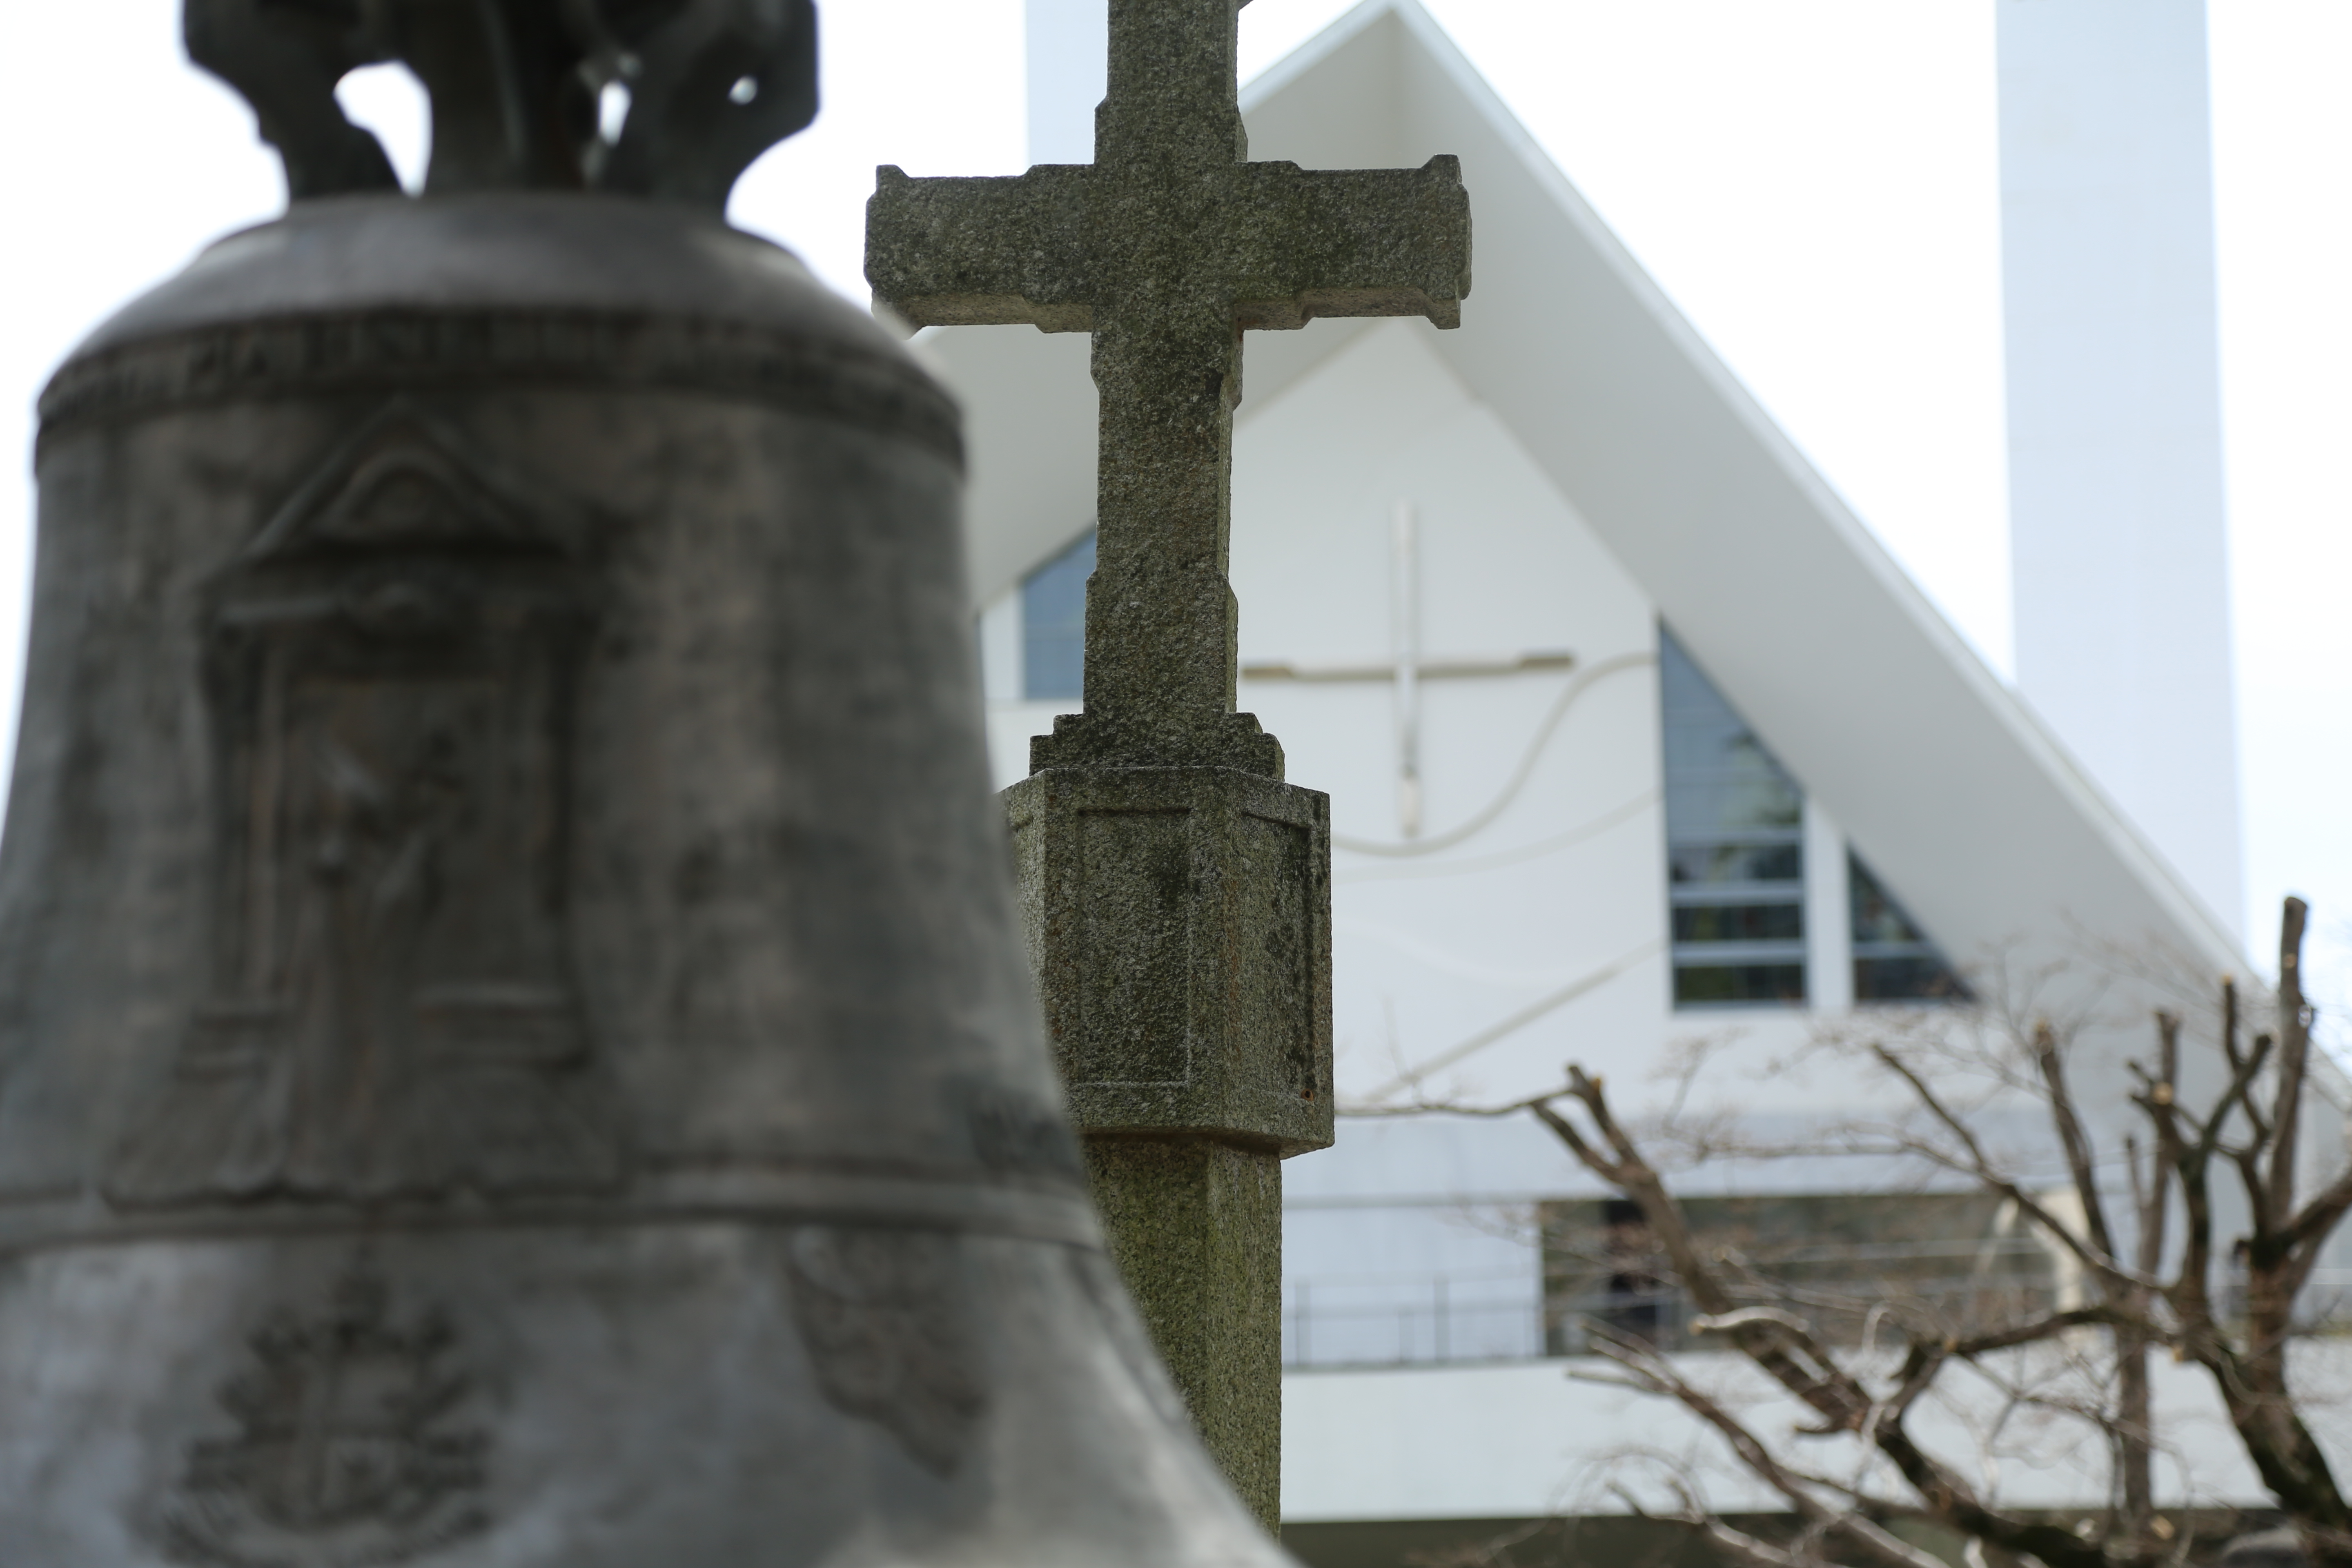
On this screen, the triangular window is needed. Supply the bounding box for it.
[1849,855,1968,1002]
[1659,627,1806,1007]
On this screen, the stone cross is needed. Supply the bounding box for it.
[867,0,1469,1531]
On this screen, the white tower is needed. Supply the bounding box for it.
[1998,0,2244,938]
[1025,0,1107,165]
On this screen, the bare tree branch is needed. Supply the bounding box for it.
[1873,1044,2155,1297]
[2035,1020,2118,1265]
[1471,900,2352,1568]
[1533,1066,2120,1568]
[1946,1305,2143,1358]
[2272,900,2313,1227]
[1586,1324,1951,1568]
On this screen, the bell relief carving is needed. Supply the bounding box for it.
[786,1227,989,1476]
[163,1257,490,1566]
[162,1260,491,1568]
[111,401,620,1205]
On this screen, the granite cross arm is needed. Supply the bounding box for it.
[865,160,1469,335]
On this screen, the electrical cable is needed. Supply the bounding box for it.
[1334,789,1657,884]
[1329,650,1655,858]
[1351,936,1666,1107]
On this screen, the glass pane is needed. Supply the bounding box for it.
[1849,853,1926,945]
[1672,902,1803,944]
[1672,963,1806,1005]
[1541,1193,2056,1355]
[1660,625,1806,1005]
[1668,840,1801,886]
[1855,957,1967,1002]
[1659,630,1804,842]
[1849,854,1967,1002]
[1022,529,1094,702]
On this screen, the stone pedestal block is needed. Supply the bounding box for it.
[1004,767,1335,1155]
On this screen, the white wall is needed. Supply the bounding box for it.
[1025,0,1106,165]
[1233,323,1680,1111]
[1283,1343,2352,1521]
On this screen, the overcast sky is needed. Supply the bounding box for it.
[4,0,2347,991]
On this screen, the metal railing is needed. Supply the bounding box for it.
[1284,1270,1544,1368]
[1284,1257,2352,1372]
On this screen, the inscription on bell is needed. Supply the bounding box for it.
[111,403,620,1204]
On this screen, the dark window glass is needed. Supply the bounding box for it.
[1855,958,1965,1000]
[1673,964,1807,1005]
[1659,626,1805,1006]
[1597,1198,1666,1345]
[1022,529,1094,702]
[1671,903,1804,944]
[1668,841,1802,886]
[1849,854,1968,1002]
[1542,1193,2055,1356]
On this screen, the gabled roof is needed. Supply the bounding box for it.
[913,0,2242,980]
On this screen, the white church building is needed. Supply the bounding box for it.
[909,1,2327,1559]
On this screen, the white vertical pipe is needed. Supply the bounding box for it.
[1999,0,2243,938]
[1392,499,1422,839]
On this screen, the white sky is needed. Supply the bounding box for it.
[3,0,2348,987]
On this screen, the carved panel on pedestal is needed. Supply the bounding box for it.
[111,401,619,1205]
[1071,807,1194,1087]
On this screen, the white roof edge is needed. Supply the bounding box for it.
[1239,0,1398,114]
[1289,0,2243,973]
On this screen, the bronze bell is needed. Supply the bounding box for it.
[0,4,1291,1563]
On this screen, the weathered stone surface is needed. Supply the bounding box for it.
[1007,767,1334,1155]
[866,0,1467,1526]
[1085,1138,1284,1530]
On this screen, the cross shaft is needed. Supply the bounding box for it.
[866,0,1469,773]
